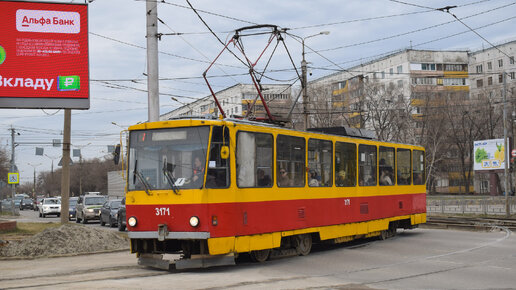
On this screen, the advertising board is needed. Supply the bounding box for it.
[473,138,509,171]
[0,1,89,109]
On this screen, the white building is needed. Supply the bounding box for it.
[160,83,292,121]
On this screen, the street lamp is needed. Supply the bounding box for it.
[27,163,41,199]
[297,31,330,131]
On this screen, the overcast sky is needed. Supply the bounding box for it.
[1,0,515,184]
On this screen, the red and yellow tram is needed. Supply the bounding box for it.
[125,117,426,269]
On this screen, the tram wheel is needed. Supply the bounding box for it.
[250,249,270,263]
[294,234,312,256]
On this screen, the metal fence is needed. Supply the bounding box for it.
[427,196,516,215]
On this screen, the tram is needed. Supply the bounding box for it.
[125,117,426,269]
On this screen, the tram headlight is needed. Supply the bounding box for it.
[128,216,137,227]
[189,216,199,227]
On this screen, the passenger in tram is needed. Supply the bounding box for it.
[278,168,292,187]
[380,167,393,185]
[309,170,320,187]
[257,169,271,187]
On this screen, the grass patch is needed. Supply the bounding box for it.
[0,222,61,241]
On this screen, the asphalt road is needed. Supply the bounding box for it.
[1,226,515,289]
[15,207,121,232]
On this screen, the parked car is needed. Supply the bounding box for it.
[68,197,79,220]
[117,197,126,231]
[39,198,61,217]
[75,195,106,224]
[13,196,23,209]
[20,198,34,210]
[100,199,122,227]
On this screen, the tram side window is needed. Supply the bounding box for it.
[359,145,377,186]
[335,142,356,187]
[397,149,411,185]
[308,139,332,187]
[277,135,305,187]
[412,150,425,185]
[236,131,273,188]
[206,126,230,188]
[379,147,395,186]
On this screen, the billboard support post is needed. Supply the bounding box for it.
[60,109,71,224]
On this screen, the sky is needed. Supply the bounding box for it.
[0,0,515,185]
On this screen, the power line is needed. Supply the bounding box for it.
[314,1,515,53]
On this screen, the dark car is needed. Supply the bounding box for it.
[68,197,79,220]
[100,199,122,227]
[117,197,126,231]
[20,198,34,210]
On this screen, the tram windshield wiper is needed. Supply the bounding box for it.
[163,161,180,195]
[133,159,152,196]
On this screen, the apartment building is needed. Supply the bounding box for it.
[160,83,291,121]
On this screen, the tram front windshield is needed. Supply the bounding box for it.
[128,126,210,190]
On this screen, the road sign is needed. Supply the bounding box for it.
[512,149,516,157]
[8,172,19,184]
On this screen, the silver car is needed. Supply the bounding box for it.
[39,198,61,218]
[75,195,106,224]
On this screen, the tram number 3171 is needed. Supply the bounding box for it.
[155,207,171,216]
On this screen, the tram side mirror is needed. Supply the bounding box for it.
[220,146,229,159]
[113,144,121,165]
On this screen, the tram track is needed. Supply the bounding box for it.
[424,216,516,231]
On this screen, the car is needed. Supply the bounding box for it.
[39,198,61,218]
[20,198,34,210]
[68,197,79,220]
[100,199,122,227]
[117,197,126,231]
[75,195,106,224]
[34,196,44,211]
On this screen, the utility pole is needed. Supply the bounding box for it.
[146,0,159,122]
[299,31,330,131]
[9,127,17,215]
[60,109,71,224]
[503,72,510,217]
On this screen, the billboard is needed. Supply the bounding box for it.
[473,138,509,171]
[0,1,89,109]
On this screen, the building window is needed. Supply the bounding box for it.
[397,65,403,74]
[443,78,466,86]
[381,71,385,79]
[499,74,503,83]
[510,56,515,65]
[397,80,403,88]
[476,65,483,73]
[510,72,515,80]
[389,68,394,75]
[476,79,483,88]
[498,59,503,67]
[488,77,493,85]
[444,64,466,71]
[487,62,492,70]
[421,63,436,70]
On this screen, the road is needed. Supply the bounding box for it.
[1,226,515,289]
[15,208,121,232]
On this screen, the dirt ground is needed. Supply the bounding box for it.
[0,223,129,259]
